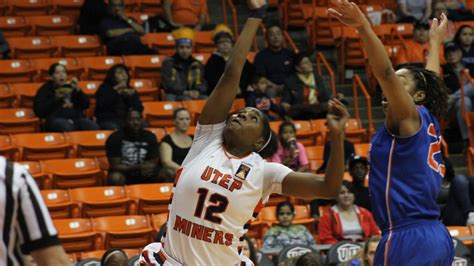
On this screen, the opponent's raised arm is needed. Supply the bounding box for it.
[328,0,418,135]
[199,0,266,125]
[426,13,448,74]
[282,99,348,199]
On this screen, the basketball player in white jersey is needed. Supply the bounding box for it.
[139,1,349,265]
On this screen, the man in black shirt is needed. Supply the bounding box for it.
[254,24,294,96]
[349,156,371,211]
[99,0,153,55]
[106,110,160,185]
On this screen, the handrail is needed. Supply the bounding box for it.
[283,30,299,53]
[224,0,239,38]
[352,74,373,141]
[315,52,336,96]
[221,0,228,27]
[460,69,474,114]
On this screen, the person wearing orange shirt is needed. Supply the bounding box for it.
[163,0,209,31]
[395,20,445,67]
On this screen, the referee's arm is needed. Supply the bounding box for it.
[15,163,70,265]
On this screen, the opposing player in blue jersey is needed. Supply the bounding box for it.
[328,1,454,265]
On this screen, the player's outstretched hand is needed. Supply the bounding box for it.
[430,13,448,44]
[326,98,349,137]
[327,0,368,28]
[247,0,266,10]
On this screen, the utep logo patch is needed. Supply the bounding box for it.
[235,163,251,180]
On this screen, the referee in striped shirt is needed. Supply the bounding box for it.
[0,157,70,265]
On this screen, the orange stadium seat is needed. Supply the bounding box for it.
[354,143,370,158]
[194,31,214,53]
[123,0,139,11]
[0,59,36,83]
[41,189,79,219]
[12,132,71,161]
[70,186,134,218]
[51,35,103,57]
[260,205,315,232]
[78,56,124,80]
[41,158,104,189]
[150,213,168,233]
[305,145,325,172]
[130,79,158,101]
[293,120,319,146]
[165,125,196,137]
[0,135,16,160]
[53,218,98,252]
[310,119,328,145]
[51,0,84,19]
[7,0,51,16]
[27,15,74,36]
[448,226,473,246]
[127,183,173,214]
[0,84,16,108]
[332,26,366,79]
[9,82,42,108]
[0,16,31,36]
[0,0,7,15]
[310,7,340,47]
[270,121,282,134]
[143,101,183,127]
[123,55,166,83]
[230,98,246,113]
[79,249,140,261]
[66,130,113,158]
[0,108,40,134]
[30,57,84,81]
[138,0,163,14]
[7,36,57,59]
[18,161,48,189]
[92,215,154,249]
[78,80,102,97]
[141,33,175,55]
[146,127,167,142]
[345,118,366,143]
[182,99,206,124]
[125,12,150,25]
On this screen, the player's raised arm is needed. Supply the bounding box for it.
[282,99,348,199]
[328,0,418,136]
[198,0,266,125]
[426,14,448,74]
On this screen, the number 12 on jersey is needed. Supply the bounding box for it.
[194,188,229,224]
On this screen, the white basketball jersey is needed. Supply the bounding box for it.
[162,122,292,265]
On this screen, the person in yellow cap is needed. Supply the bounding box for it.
[204,24,253,95]
[161,27,208,101]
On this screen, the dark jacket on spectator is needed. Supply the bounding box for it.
[95,82,144,123]
[442,63,474,93]
[33,81,90,119]
[161,54,207,96]
[254,47,294,86]
[283,71,330,105]
[205,52,253,95]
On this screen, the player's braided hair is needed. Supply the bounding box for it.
[403,66,449,119]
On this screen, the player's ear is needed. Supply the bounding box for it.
[253,137,265,152]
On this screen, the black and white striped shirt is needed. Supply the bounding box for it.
[0,157,60,265]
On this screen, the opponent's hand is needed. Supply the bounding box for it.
[327,0,369,28]
[247,0,266,9]
[430,13,448,44]
[326,98,349,137]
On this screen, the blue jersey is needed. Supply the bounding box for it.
[369,106,445,232]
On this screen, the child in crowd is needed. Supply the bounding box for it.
[272,122,309,172]
[245,74,284,121]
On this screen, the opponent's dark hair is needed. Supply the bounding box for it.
[401,66,449,119]
[172,107,190,120]
[104,64,131,86]
[101,248,127,265]
[48,63,67,76]
[453,25,473,47]
[276,201,295,217]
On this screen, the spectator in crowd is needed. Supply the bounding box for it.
[0,30,10,59]
[348,156,371,211]
[282,52,333,120]
[78,0,107,35]
[317,137,355,173]
[106,109,160,185]
[241,235,258,265]
[245,74,284,121]
[101,248,128,266]
[442,0,474,21]
[295,253,323,266]
[33,63,98,132]
[395,19,445,67]
[161,27,208,101]
[95,64,144,130]
[397,0,432,23]
[431,1,456,42]
[440,158,474,226]
[318,181,380,244]
[453,25,474,64]
[442,42,474,145]
[99,0,153,55]
[205,24,253,96]
[262,201,316,250]
[254,24,294,96]
[159,108,193,182]
[271,122,309,172]
[163,0,209,31]
[346,236,381,266]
